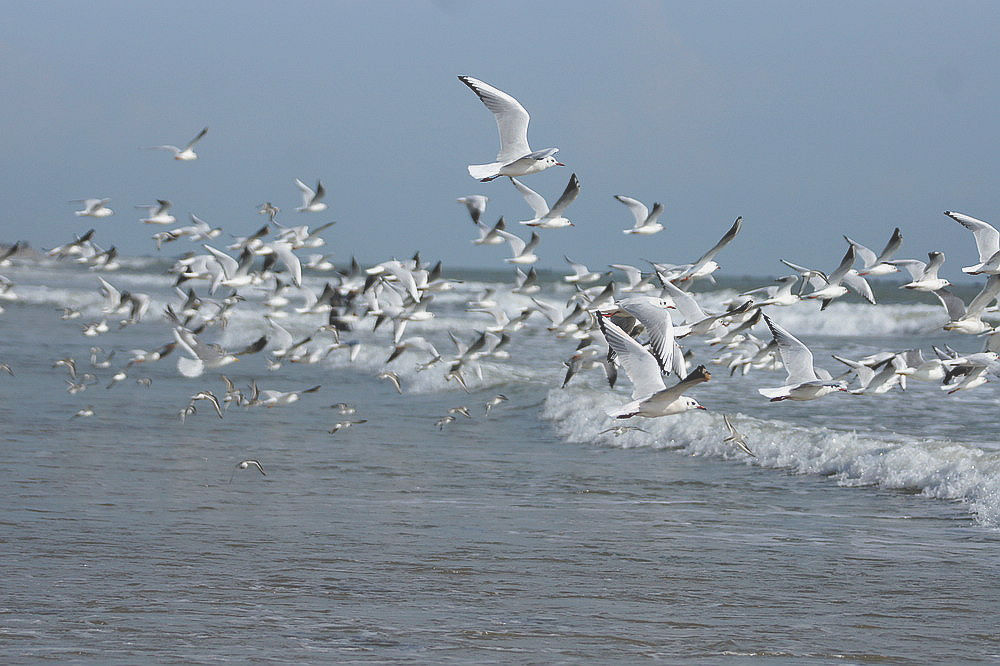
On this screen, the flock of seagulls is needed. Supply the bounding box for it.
[2,75,998,480]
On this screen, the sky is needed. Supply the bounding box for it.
[1,0,998,278]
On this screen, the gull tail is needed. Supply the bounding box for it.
[606,399,642,419]
[468,162,503,180]
[177,356,205,378]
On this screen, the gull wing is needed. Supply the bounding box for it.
[965,274,1000,317]
[945,211,999,264]
[496,229,526,257]
[203,244,239,280]
[599,317,666,400]
[546,173,580,218]
[762,313,818,384]
[932,288,966,321]
[924,251,946,278]
[184,127,208,150]
[457,195,488,224]
[841,270,876,304]
[614,195,648,228]
[828,245,856,285]
[875,227,903,263]
[887,259,926,282]
[780,259,828,282]
[615,297,675,373]
[270,240,302,287]
[458,76,531,163]
[693,216,742,267]
[644,202,664,227]
[657,278,706,323]
[97,276,121,312]
[530,297,564,325]
[564,255,589,277]
[294,178,316,207]
[843,235,878,269]
[509,177,549,218]
[522,232,541,254]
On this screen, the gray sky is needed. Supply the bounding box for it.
[2,0,998,277]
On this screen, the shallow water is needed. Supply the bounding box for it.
[3,259,1000,662]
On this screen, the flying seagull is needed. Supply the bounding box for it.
[458,76,564,181]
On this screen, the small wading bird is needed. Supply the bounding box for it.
[230,459,266,483]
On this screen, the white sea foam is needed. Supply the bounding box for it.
[543,387,1000,526]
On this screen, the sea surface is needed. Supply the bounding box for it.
[3,256,1000,663]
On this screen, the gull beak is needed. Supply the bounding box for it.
[696,405,707,410]
[555,162,566,167]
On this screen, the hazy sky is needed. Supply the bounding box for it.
[2,1,998,277]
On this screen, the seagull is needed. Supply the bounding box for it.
[71,406,95,419]
[258,202,279,221]
[0,241,21,267]
[0,361,13,376]
[722,414,755,457]
[674,216,743,283]
[254,385,321,408]
[945,211,1000,275]
[72,198,114,218]
[329,419,367,434]
[599,425,649,437]
[178,405,196,422]
[895,348,948,383]
[934,276,1000,334]
[615,196,664,235]
[189,390,224,418]
[457,195,489,224]
[171,325,262,378]
[458,75,564,181]
[330,402,357,415]
[472,216,507,245]
[496,229,540,264]
[741,275,800,307]
[294,179,328,213]
[448,406,472,418]
[890,252,949,291]
[758,314,846,402]
[435,415,456,429]
[563,256,605,284]
[599,317,710,418]
[800,245,876,310]
[53,357,77,378]
[377,370,402,394]
[136,200,176,225]
[229,459,266,483]
[106,369,127,389]
[509,173,580,228]
[484,394,508,415]
[148,127,208,161]
[512,267,541,295]
[845,227,903,276]
[610,263,655,293]
[832,354,904,395]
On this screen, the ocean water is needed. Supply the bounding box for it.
[3,257,1000,662]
